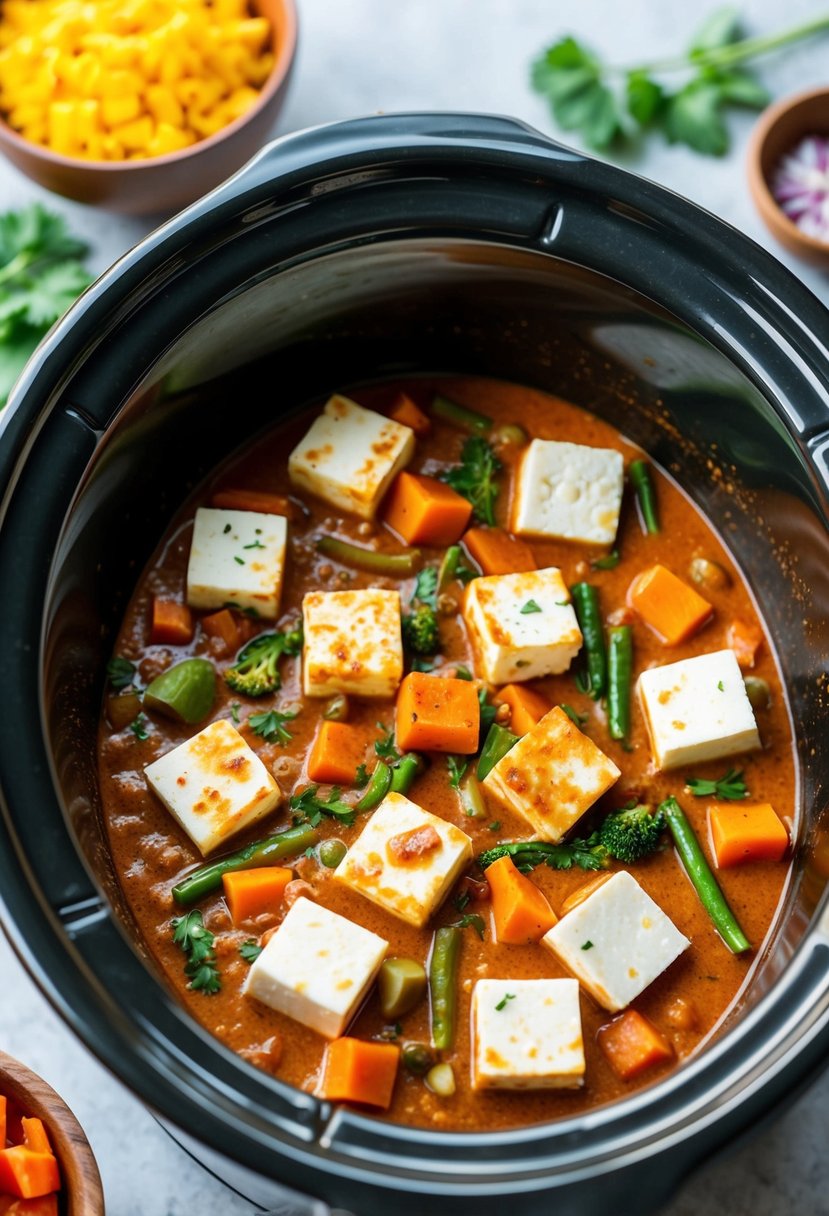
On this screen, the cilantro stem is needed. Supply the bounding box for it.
[611,14,829,75]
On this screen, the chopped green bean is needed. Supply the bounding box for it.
[143,658,215,725]
[356,761,392,811]
[429,926,462,1050]
[172,824,318,905]
[431,394,492,433]
[662,797,750,954]
[391,752,426,795]
[570,582,607,700]
[476,722,519,781]
[607,625,633,743]
[629,459,660,534]
[317,535,420,576]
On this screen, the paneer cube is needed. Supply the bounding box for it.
[334,792,473,928]
[144,719,281,855]
[186,508,287,619]
[287,395,415,520]
[471,978,585,1089]
[302,588,403,699]
[483,706,620,842]
[637,648,761,771]
[511,439,624,546]
[243,896,388,1038]
[462,568,582,684]
[542,871,690,1012]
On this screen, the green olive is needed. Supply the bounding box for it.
[318,838,347,869]
[377,957,427,1020]
[425,1062,456,1096]
[401,1041,436,1075]
[688,557,731,592]
[744,676,771,711]
[108,691,143,731]
[492,423,529,447]
[323,694,350,722]
[143,658,216,724]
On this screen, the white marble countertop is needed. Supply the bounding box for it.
[1,1,828,1213]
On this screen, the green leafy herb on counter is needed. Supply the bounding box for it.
[531,9,829,155]
[0,205,93,408]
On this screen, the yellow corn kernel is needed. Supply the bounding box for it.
[100,92,141,128]
[113,114,153,150]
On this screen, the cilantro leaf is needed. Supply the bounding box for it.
[107,656,136,690]
[495,992,516,1011]
[290,785,356,827]
[449,913,486,940]
[478,834,609,874]
[689,6,742,55]
[442,437,502,527]
[531,36,625,150]
[248,707,298,746]
[447,755,468,789]
[663,79,730,155]
[171,910,221,994]
[412,566,439,610]
[374,724,400,762]
[626,70,663,125]
[686,768,748,800]
[239,939,263,964]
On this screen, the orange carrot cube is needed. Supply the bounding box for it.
[388,392,431,437]
[726,617,764,669]
[485,855,557,944]
[0,1148,60,1200]
[383,471,472,546]
[19,1122,50,1157]
[0,1196,59,1215]
[462,527,536,575]
[708,802,789,868]
[321,1037,400,1109]
[395,672,480,753]
[211,488,294,519]
[201,608,242,654]
[627,564,713,645]
[598,1010,674,1080]
[222,866,293,923]
[496,683,551,736]
[307,720,369,785]
[150,598,194,646]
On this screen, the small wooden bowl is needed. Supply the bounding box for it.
[0,1050,104,1216]
[747,85,829,266]
[0,0,297,216]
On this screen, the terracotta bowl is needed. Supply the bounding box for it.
[747,85,829,266]
[0,1050,104,1216]
[0,0,297,216]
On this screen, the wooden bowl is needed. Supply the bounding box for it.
[0,0,297,216]
[747,85,829,266]
[0,1050,104,1216]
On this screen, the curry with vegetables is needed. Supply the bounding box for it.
[97,377,795,1130]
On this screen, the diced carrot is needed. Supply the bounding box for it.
[150,598,194,646]
[496,683,551,736]
[726,617,764,669]
[201,607,242,655]
[598,1010,674,1080]
[627,564,713,645]
[559,873,613,916]
[388,391,431,437]
[0,1096,6,1149]
[19,1122,49,1157]
[462,527,536,575]
[485,855,557,944]
[0,1197,58,1216]
[383,471,472,546]
[708,802,789,868]
[395,672,480,754]
[222,866,293,923]
[211,489,293,519]
[321,1037,400,1109]
[0,1149,60,1200]
[306,720,369,786]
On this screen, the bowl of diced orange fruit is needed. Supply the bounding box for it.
[0,0,297,215]
[0,1051,103,1216]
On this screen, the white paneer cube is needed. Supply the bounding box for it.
[186,508,287,619]
[462,568,582,684]
[483,706,620,842]
[144,719,281,855]
[542,871,690,1012]
[288,395,415,520]
[511,439,624,546]
[334,792,473,928]
[243,896,387,1038]
[637,648,761,771]
[302,588,403,699]
[471,979,585,1090]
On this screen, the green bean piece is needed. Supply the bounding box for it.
[662,797,750,954]
[317,535,421,577]
[570,582,607,700]
[172,823,319,905]
[378,958,427,1020]
[143,658,216,725]
[476,723,519,781]
[459,773,487,819]
[318,838,347,869]
[431,394,492,433]
[629,459,660,534]
[438,544,462,591]
[401,1041,436,1075]
[429,926,462,1051]
[323,694,350,722]
[390,752,425,795]
[607,625,633,743]
[356,762,392,811]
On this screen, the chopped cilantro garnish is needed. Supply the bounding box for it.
[495,992,516,1012]
[686,768,748,801]
[520,599,542,614]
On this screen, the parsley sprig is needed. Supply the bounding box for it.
[479,835,609,874]
[107,656,136,690]
[375,724,400,762]
[248,707,298,746]
[447,755,468,790]
[442,436,502,527]
[239,939,263,964]
[531,9,829,155]
[686,768,748,800]
[171,910,222,994]
[290,785,356,827]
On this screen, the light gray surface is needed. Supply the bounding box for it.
[1,1,828,1213]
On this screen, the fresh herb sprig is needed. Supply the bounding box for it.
[531,9,829,155]
[449,913,486,940]
[479,834,609,875]
[290,785,356,827]
[248,707,298,746]
[686,768,748,800]
[447,755,468,789]
[375,724,400,762]
[239,939,263,964]
[442,436,502,527]
[171,910,222,994]
[107,656,136,690]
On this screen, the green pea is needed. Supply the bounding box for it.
[491,423,529,447]
[318,838,347,869]
[377,957,427,1020]
[143,658,215,724]
[402,1042,435,1075]
[744,676,771,711]
[323,694,350,722]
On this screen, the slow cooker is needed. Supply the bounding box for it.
[2,112,829,1216]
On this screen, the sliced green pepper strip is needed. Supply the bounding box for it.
[317,535,421,576]
[431,394,492,433]
[629,459,660,534]
[607,625,633,743]
[570,582,607,700]
[390,752,425,795]
[143,658,216,725]
[429,925,462,1050]
[356,761,393,811]
[172,823,318,905]
[662,797,750,954]
[476,723,519,781]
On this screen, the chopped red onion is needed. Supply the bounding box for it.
[771,134,829,242]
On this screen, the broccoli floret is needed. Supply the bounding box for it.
[401,602,439,656]
[599,804,665,864]
[223,625,302,697]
